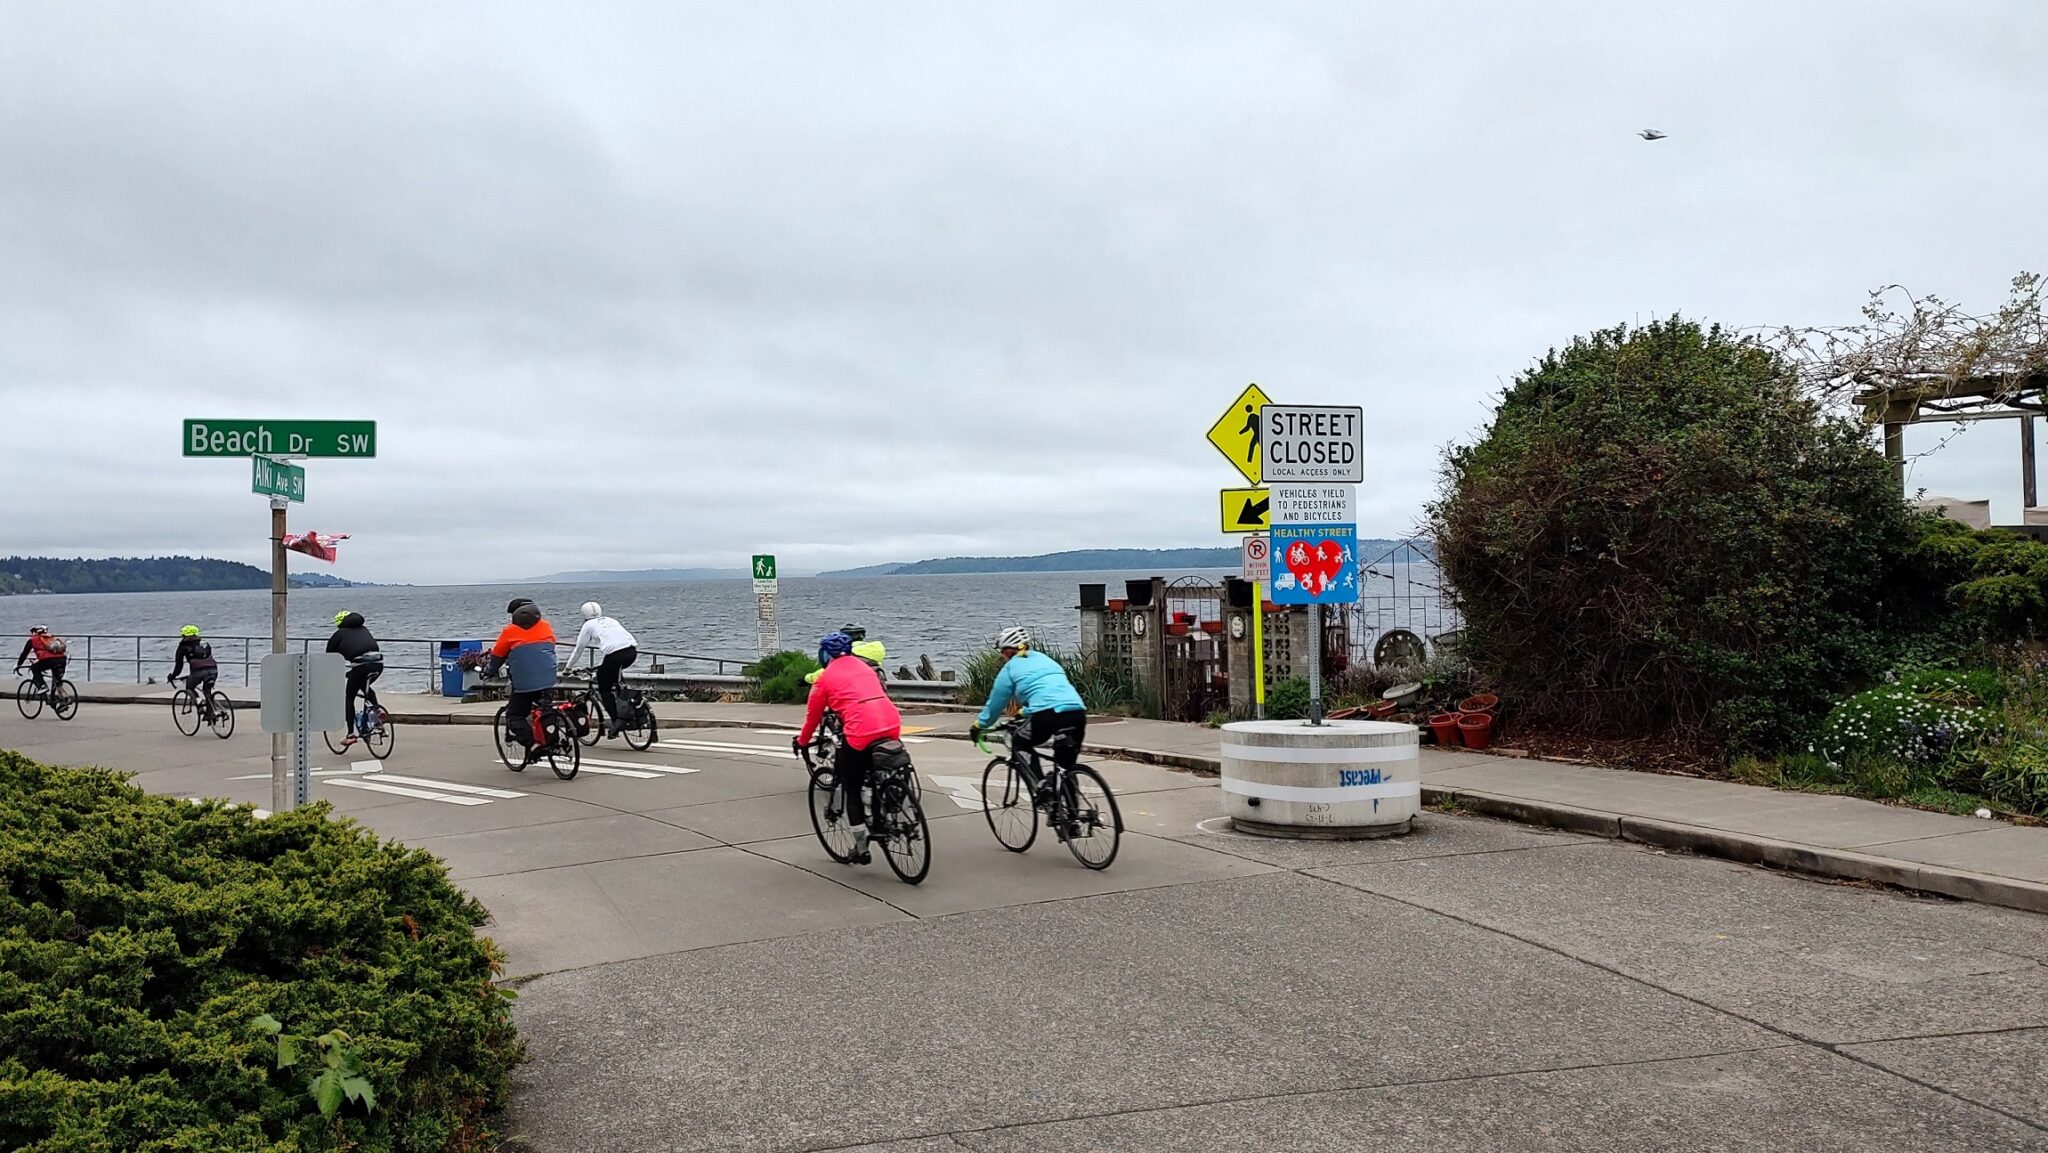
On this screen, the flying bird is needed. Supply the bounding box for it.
[1639,129,1667,141]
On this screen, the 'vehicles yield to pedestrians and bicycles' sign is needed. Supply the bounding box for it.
[184,419,377,458]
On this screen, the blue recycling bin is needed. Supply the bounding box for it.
[438,640,485,697]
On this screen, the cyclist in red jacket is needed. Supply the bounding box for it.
[14,626,67,694]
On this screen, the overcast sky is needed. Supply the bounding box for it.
[3,2,2044,583]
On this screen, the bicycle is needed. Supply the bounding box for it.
[565,671,657,752]
[171,678,235,739]
[976,717,1123,870]
[800,733,931,885]
[491,688,582,780]
[14,670,78,721]
[322,676,393,760]
[806,708,919,799]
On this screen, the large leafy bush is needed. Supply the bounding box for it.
[0,752,521,1152]
[744,650,819,703]
[1430,318,1919,750]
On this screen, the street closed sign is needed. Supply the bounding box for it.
[184,419,376,458]
[1261,405,1362,483]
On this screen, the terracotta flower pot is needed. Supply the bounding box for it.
[1428,713,1462,746]
[1107,599,1127,612]
[1167,622,1190,636]
[1459,693,1500,715]
[1457,711,1495,750]
[1366,700,1398,719]
[1200,620,1225,634]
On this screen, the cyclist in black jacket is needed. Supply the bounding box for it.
[327,611,384,740]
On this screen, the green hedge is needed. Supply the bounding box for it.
[745,650,820,703]
[0,752,522,1152]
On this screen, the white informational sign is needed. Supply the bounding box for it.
[259,653,347,733]
[1270,483,1357,525]
[754,590,779,656]
[1241,534,1271,583]
[1261,405,1364,483]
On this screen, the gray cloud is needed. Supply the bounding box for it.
[4,1,2045,581]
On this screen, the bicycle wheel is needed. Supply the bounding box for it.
[493,706,521,770]
[170,688,199,735]
[808,768,855,863]
[981,756,1038,852]
[576,690,602,747]
[622,697,656,751]
[541,708,580,781]
[364,707,394,760]
[877,774,932,885]
[207,694,235,739]
[323,727,352,755]
[17,681,43,720]
[1061,765,1123,871]
[50,681,79,721]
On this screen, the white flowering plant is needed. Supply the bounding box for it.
[1813,672,1996,770]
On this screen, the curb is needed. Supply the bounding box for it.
[1430,787,2048,917]
[933,734,2048,918]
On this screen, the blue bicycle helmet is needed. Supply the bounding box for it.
[817,631,854,666]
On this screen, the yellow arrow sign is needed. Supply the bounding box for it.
[1220,487,1270,533]
[1206,383,1272,484]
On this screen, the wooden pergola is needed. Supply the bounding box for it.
[1857,371,2048,507]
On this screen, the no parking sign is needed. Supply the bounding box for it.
[1241,534,1270,583]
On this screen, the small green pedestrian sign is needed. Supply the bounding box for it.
[252,455,306,502]
[752,555,777,581]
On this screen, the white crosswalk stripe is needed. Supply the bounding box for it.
[325,778,495,806]
[356,773,527,799]
[576,757,702,776]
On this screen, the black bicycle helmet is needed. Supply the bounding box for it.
[506,597,535,614]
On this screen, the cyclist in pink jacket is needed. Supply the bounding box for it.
[797,631,902,861]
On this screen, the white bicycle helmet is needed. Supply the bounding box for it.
[581,601,602,620]
[997,625,1032,651]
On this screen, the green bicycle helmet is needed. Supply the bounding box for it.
[180,625,200,637]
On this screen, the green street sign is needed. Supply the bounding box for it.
[252,455,306,502]
[751,554,777,581]
[184,419,376,458]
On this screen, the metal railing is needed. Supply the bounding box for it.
[52,634,755,693]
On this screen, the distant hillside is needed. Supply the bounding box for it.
[0,555,268,595]
[288,572,391,589]
[522,568,750,584]
[822,541,1432,577]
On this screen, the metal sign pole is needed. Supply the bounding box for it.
[269,497,289,812]
[293,656,311,808]
[1306,603,1324,726]
[1252,581,1266,720]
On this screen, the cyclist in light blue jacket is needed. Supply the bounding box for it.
[970,626,1086,786]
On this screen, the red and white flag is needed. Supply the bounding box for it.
[283,531,350,563]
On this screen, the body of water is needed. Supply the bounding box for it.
[0,571,1232,684]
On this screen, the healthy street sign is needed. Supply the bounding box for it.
[1219,486,1270,533]
[185,419,377,458]
[252,455,306,502]
[1267,524,1360,605]
[1206,383,1273,485]
[1260,405,1362,483]
[1270,483,1355,525]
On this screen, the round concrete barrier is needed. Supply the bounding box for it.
[1220,719,1420,839]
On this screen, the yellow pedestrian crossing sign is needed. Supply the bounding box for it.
[1207,383,1272,484]
[1220,487,1270,533]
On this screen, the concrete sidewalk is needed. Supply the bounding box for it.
[60,683,2048,913]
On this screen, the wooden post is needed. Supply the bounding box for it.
[2024,416,2039,512]
[1884,422,1905,493]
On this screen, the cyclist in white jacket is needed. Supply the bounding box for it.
[569,602,639,737]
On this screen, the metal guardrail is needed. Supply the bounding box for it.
[49,634,754,693]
